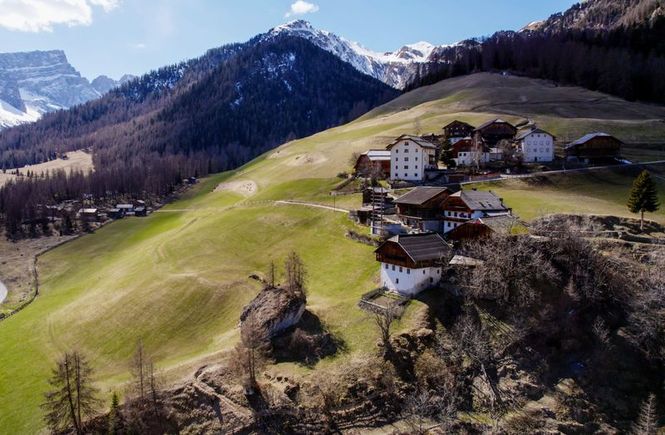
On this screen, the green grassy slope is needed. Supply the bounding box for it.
[2,73,665,433]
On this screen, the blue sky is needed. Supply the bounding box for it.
[0,0,578,80]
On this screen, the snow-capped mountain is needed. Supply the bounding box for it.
[0,50,104,129]
[265,20,448,89]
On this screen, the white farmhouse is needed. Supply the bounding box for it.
[515,128,555,163]
[441,189,511,234]
[387,135,438,182]
[375,233,451,297]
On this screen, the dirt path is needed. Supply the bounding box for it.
[274,200,349,214]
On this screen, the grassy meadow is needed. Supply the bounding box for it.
[2,72,665,433]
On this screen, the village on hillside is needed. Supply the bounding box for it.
[348,120,627,306]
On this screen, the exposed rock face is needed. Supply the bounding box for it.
[265,20,452,89]
[0,50,101,129]
[240,287,306,338]
[91,74,137,95]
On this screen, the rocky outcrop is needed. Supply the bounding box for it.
[240,287,306,339]
[0,50,101,129]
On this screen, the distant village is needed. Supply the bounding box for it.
[350,120,625,302]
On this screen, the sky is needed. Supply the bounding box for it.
[0,0,579,80]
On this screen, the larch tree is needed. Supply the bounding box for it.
[42,351,100,435]
[627,170,660,231]
[631,394,659,435]
[284,251,307,295]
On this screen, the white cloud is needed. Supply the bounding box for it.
[0,0,121,32]
[90,0,120,12]
[285,0,319,18]
[131,42,146,49]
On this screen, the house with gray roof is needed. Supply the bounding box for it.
[441,189,512,234]
[375,233,452,296]
[386,134,438,182]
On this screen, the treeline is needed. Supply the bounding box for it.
[0,34,397,239]
[408,16,665,104]
[0,153,211,239]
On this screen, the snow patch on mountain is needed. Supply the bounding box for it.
[266,20,450,89]
[0,50,119,130]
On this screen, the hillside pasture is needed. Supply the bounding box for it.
[2,73,665,433]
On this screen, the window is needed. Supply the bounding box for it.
[399,267,403,272]
[404,165,409,169]
[423,270,426,275]
[396,278,399,284]
[407,269,410,274]
[430,277,434,283]
[415,157,418,161]
[395,157,399,161]
[395,149,399,153]
[414,174,418,177]
[404,157,409,162]
[385,264,388,269]
[415,165,418,169]
[392,265,395,271]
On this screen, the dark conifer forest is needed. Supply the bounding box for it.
[0,34,397,237]
[408,13,665,104]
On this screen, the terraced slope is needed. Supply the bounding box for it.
[2,73,665,433]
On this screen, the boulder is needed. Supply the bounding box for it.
[240,287,306,338]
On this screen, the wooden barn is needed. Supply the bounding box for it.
[443,120,475,141]
[446,215,517,241]
[394,186,450,232]
[473,119,517,147]
[354,150,391,177]
[564,133,623,162]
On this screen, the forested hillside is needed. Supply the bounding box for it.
[409,0,665,104]
[0,34,397,238]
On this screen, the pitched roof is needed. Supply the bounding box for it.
[515,127,555,141]
[395,186,449,206]
[443,120,474,130]
[449,190,509,211]
[474,118,515,131]
[477,215,517,233]
[363,150,391,161]
[386,134,438,150]
[564,132,621,149]
[379,233,451,263]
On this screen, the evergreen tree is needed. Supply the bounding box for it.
[627,170,660,230]
[108,392,121,435]
[631,394,659,435]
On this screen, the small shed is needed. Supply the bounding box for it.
[79,208,99,222]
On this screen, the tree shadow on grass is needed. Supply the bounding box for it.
[271,310,345,367]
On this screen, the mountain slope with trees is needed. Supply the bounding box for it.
[408,0,665,105]
[0,33,397,238]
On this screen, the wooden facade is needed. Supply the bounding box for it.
[354,151,391,177]
[565,133,622,161]
[446,221,494,241]
[375,240,442,269]
[443,120,474,139]
[474,119,517,146]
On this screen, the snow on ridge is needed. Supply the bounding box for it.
[267,20,454,89]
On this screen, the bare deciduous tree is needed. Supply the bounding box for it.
[374,307,397,359]
[234,315,269,391]
[462,234,558,310]
[284,251,307,295]
[42,351,100,435]
[631,394,659,435]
